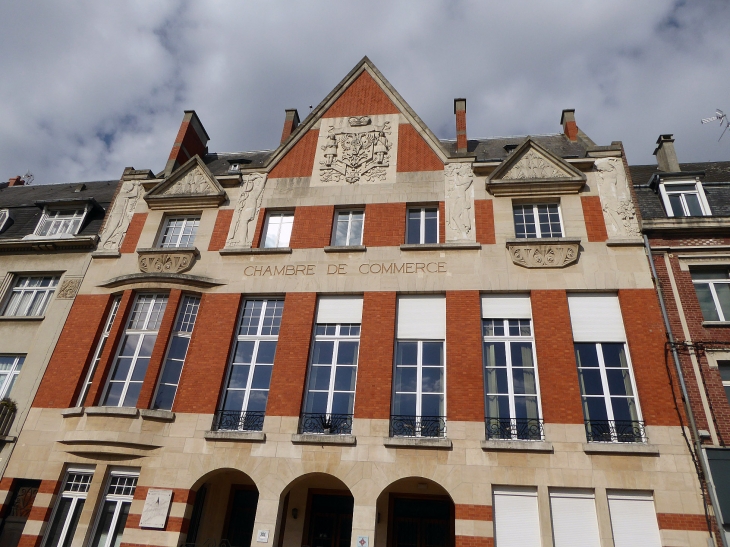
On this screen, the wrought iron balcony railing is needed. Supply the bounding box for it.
[212,410,265,432]
[584,419,646,443]
[485,417,544,441]
[389,415,447,438]
[0,402,16,437]
[299,413,353,435]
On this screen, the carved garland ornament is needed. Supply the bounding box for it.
[320,119,392,184]
[138,251,196,274]
[503,150,565,180]
[507,241,580,268]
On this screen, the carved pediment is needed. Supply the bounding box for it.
[488,139,586,196]
[145,156,226,210]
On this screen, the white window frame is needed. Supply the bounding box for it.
[659,179,711,217]
[0,210,11,233]
[262,212,294,248]
[77,297,122,406]
[406,207,439,244]
[2,275,60,317]
[102,293,168,408]
[691,271,730,322]
[0,355,25,400]
[42,469,94,547]
[332,210,364,247]
[483,319,543,440]
[513,202,564,238]
[89,471,138,547]
[34,207,88,237]
[157,215,200,248]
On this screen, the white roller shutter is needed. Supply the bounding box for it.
[567,294,626,342]
[397,296,446,339]
[607,491,661,547]
[481,294,532,319]
[550,490,601,547]
[493,487,541,547]
[316,296,363,324]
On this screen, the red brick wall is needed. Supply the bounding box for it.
[208,209,234,251]
[446,291,484,422]
[532,290,584,424]
[267,293,317,416]
[474,200,496,245]
[33,294,112,408]
[656,513,708,531]
[168,120,207,166]
[455,504,492,521]
[120,213,147,254]
[397,124,444,173]
[363,203,406,247]
[252,207,266,248]
[269,130,319,179]
[439,201,446,243]
[455,537,493,547]
[355,292,396,419]
[290,206,335,249]
[324,71,399,118]
[618,289,680,426]
[174,293,241,414]
[581,196,608,242]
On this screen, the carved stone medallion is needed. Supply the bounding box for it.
[56,277,83,299]
[506,239,580,268]
[138,249,197,274]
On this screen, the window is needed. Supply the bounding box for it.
[659,181,710,217]
[607,491,662,547]
[406,207,438,244]
[3,276,59,317]
[513,203,563,238]
[102,294,168,408]
[0,209,11,233]
[492,487,541,547]
[158,216,200,248]
[692,269,730,322]
[77,297,121,406]
[152,295,200,410]
[0,356,24,399]
[263,212,294,248]
[89,472,137,547]
[719,361,730,405]
[43,471,93,547]
[549,490,601,547]
[219,299,283,431]
[35,209,86,237]
[333,210,364,246]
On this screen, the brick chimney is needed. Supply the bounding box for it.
[560,109,578,142]
[281,109,300,144]
[164,110,210,176]
[653,134,681,172]
[7,176,23,187]
[454,99,467,154]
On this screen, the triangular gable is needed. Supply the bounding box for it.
[487,138,586,196]
[145,155,227,209]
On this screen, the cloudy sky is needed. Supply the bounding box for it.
[1,0,729,184]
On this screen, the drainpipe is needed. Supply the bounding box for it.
[643,234,727,547]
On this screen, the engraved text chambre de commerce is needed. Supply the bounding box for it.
[241,262,447,277]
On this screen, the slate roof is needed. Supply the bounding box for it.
[0,180,119,240]
[203,151,273,176]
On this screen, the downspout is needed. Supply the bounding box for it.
[644,234,727,547]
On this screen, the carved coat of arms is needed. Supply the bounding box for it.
[320,118,392,184]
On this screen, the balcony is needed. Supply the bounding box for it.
[299,413,353,435]
[389,415,446,438]
[212,410,265,432]
[485,417,544,441]
[584,420,646,443]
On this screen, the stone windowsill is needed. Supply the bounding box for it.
[84,406,139,418]
[383,436,452,449]
[139,409,175,421]
[204,430,266,442]
[61,407,84,418]
[91,250,121,258]
[702,321,730,328]
[0,316,44,322]
[400,242,481,251]
[605,238,644,247]
[291,433,356,445]
[0,436,16,443]
[481,439,554,453]
[506,237,581,245]
[324,245,366,253]
[219,247,292,255]
[582,442,659,456]
[136,246,200,256]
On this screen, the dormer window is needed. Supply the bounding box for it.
[35,208,87,237]
[659,181,711,217]
[0,210,10,234]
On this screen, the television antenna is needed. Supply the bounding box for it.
[701,109,729,141]
[21,171,34,185]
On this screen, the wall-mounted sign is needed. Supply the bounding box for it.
[257,530,270,543]
[140,489,173,529]
[242,262,447,278]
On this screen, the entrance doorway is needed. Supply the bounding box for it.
[224,487,259,547]
[389,497,453,547]
[306,493,353,547]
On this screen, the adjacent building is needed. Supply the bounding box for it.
[1,58,714,547]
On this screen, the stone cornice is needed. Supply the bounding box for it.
[0,235,98,254]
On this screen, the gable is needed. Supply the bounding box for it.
[269,130,319,179]
[145,156,226,209]
[397,124,443,172]
[323,71,400,118]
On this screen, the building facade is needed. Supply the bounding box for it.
[631,136,730,545]
[3,59,714,547]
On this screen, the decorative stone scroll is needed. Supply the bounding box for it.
[506,239,580,268]
[138,249,197,274]
[99,181,143,251]
[226,173,267,248]
[594,158,640,238]
[445,163,474,241]
[56,277,83,299]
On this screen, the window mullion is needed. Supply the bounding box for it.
[595,344,615,425]
[709,283,725,321]
[415,341,423,419]
[533,205,541,238]
[104,501,123,547]
[420,209,425,244]
[505,336,517,422]
[56,496,78,547]
[326,340,338,415]
[346,213,353,244]
[242,340,259,411]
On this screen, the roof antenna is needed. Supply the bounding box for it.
[701,109,729,141]
[21,171,34,185]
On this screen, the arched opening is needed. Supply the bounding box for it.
[374,478,454,547]
[186,469,259,547]
[275,473,354,547]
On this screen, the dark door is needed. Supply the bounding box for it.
[225,488,259,547]
[391,498,452,547]
[307,494,353,547]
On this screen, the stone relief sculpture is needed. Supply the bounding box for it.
[226,173,267,248]
[100,180,142,250]
[503,150,565,180]
[319,119,392,184]
[445,163,474,240]
[508,241,579,268]
[163,167,215,195]
[594,158,640,238]
[56,278,82,299]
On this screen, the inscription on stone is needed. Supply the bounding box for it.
[242,262,447,277]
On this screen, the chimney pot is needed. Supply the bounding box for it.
[653,134,681,172]
[7,176,23,187]
[454,98,467,154]
[164,110,210,177]
[280,109,301,144]
[561,109,578,141]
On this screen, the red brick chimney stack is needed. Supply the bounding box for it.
[7,176,23,187]
[281,109,301,144]
[164,110,210,176]
[454,98,467,154]
[561,109,578,142]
